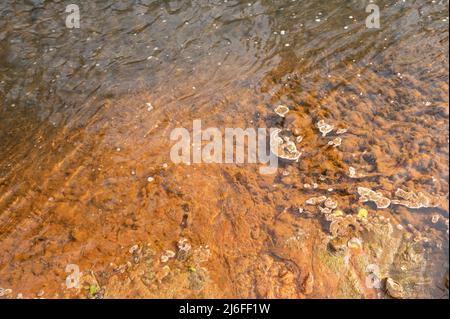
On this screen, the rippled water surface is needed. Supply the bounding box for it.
[0,0,449,298]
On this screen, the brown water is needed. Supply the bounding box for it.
[0,0,449,299]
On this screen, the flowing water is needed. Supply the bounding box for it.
[0,0,448,299]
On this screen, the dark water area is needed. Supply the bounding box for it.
[0,0,448,299]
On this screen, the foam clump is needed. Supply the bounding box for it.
[270,129,302,161]
[328,137,342,148]
[305,196,327,205]
[357,187,391,209]
[392,188,436,209]
[316,120,334,137]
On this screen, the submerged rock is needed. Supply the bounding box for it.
[385,278,404,299]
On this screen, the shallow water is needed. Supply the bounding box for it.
[0,0,448,298]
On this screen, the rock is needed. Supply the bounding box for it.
[302,272,314,295]
[385,278,404,299]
